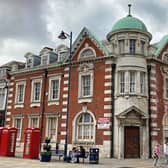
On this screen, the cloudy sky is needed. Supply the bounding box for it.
[0,0,167,65]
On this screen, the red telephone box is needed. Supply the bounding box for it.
[23,128,40,159]
[0,127,17,156]
[0,127,4,153]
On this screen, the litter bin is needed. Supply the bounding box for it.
[89,148,99,164]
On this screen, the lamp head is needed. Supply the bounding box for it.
[58,31,67,40]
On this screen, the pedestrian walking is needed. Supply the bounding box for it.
[153,143,160,167]
[164,140,168,165]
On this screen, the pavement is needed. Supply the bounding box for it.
[0,156,167,168]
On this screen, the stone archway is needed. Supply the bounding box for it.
[116,106,148,159]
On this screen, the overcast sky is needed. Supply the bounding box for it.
[0,0,167,65]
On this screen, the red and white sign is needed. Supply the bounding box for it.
[97,117,110,129]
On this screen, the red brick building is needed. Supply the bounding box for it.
[4,9,168,159]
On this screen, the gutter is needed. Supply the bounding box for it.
[110,63,116,158]
[147,65,152,158]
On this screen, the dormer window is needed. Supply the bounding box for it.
[41,55,48,65]
[58,52,67,62]
[27,58,33,68]
[79,48,95,59]
[130,39,136,54]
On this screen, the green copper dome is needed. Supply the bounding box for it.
[112,15,148,32]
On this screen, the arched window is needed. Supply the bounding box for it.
[75,112,95,142]
[79,48,95,59]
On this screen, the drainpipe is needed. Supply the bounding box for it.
[110,63,116,158]
[147,65,152,158]
[40,69,48,149]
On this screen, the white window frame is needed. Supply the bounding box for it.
[78,47,96,60]
[78,71,93,98]
[72,111,96,143]
[15,81,26,104]
[129,71,136,94]
[140,72,145,94]
[46,115,58,142]
[130,39,136,54]
[163,52,168,63]
[13,116,23,141]
[28,115,39,128]
[41,55,49,65]
[119,71,125,94]
[31,79,42,103]
[118,39,125,54]
[0,84,7,110]
[48,76,61,101]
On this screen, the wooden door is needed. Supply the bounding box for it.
[124,126,140,158]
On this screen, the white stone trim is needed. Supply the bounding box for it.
[61,123,66,127]
[62,108,67,112]
[61,115,67,119]
[150,91,156,95]
[150,99,157,103]
[104,90,111,94]
[48,101,59,106]
[6,118,11,121]
[14,104,24,108]
[11,76,15,80]
[64,73,69,78]
[104,113,112,117]
[151,114,157,118]
[105,67,111,72]
[62,101,67,105]
[104,97,111,101]
[9,88,13,92]
[30,103,40,107]
[151,123,157,127]
[63,87,68,91]
[104,105,112,110]
[151,131,158,136]
[64,80,68,85]
[103,131,111,136]
[105,75,111,79]
[61,131,66,135]
[8,100,12,103]
[8,94,13,98]
[7,105,12,109]
[10,82,14,86]
[150,106,157,111]
[63,94,68,98]
[151,84,156,88]
[6,112,11,115]
[105,82,112,86]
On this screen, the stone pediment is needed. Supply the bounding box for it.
[116,105,148,119]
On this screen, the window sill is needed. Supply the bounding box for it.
[78,97,93,103]
[48,100,59,106]
[30,102,40,107]
[14,103,24,108]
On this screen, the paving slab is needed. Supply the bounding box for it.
[0,156,167,168]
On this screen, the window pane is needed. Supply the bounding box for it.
[33,82,40,101]
[140,72,145,94]
[50,79,59,100]
[17,84,24,103]
[47,117,57,141]
[119,40,125,54]
[130,71,136,93]
[81,75,91,96]
[0,88,5,109]
[76,113,94,141]
[120,71,125,93]
[14,118,21,139]
[80,49,94,58]
[130,39,136,54]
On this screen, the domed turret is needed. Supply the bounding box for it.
[111,15,147,32]
[107,4,152,41]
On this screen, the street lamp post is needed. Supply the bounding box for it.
[58,31,72,161]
